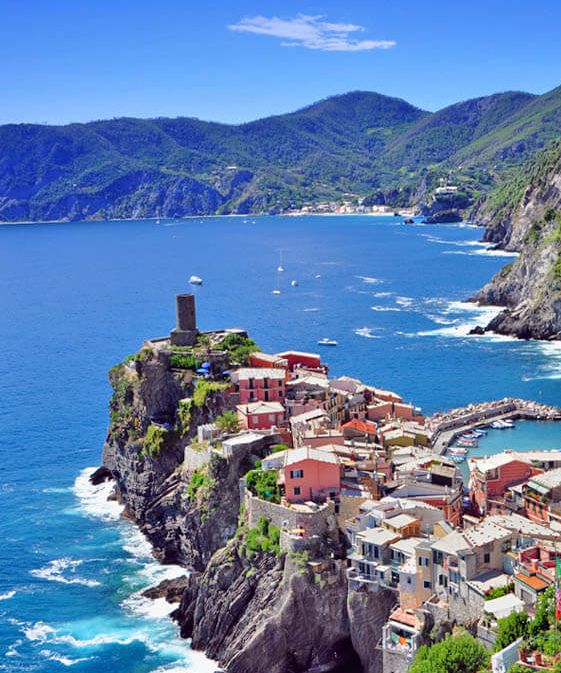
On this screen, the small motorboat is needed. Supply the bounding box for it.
[318,338,338,346]
[457,438,478,447]
[272,289,281,296]
[189,275,203,285]
[448,446,468,456]
[291,280,299,287]
[450,455,466,463]
[491,420,515,429]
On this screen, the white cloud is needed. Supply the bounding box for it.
[228,14,396,52]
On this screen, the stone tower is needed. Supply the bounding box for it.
[170,294,198,346]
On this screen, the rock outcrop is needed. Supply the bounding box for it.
[175,541,363,673]
[473,140,561,339]
[99,339,391,672]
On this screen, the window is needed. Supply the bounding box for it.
[268,414,276,422]
[294,487,301,496]
[423,580,432,589]
[484,552,490,564]
[264,391,269,401]
[252,416,259,424]
[278,380,283,387]
[290,469,304,479]
[418,556,429,567]
[407,577,412,584]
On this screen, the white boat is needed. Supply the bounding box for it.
[277,250,285,272]
[291,280,299,287]
[448,446,468,456]
[491,420,515,429]
[272,270,281,295]
[189,275,203,285]
[318,338,337,346]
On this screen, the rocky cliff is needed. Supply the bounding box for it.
[98,339,396,672]
[101,345,257,569]
[473,140,561,339]
[174,542,363,673]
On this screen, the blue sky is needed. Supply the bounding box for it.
[2,0,561,125]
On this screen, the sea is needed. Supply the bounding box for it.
[0,214,560,672]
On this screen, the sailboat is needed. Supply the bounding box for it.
[272,270,281,295]
[277,250,284,272]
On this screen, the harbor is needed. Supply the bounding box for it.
[428,398,561,455]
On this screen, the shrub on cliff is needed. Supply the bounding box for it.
[409,633,489,673]
[142,424,168,457]
[170,353,200,370]
[193,380,229,408]
[245,469,280,504]
[244,516,280,558]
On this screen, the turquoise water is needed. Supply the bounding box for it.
[1,214,560,671]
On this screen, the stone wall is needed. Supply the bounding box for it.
[244,491,336,539]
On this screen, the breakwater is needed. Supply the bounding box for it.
[427,398,561,454]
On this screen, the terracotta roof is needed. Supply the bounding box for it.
[514,572,550,592]
[341,418,377,434]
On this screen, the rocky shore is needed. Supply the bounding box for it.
[471,141,561,340]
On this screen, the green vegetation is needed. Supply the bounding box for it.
[271,443,289,453]
[170,353,200,370]
[186,467,215,501]
[289,550,309,573]
[243,516,280,558]
[192,380,229,408]
[215,410,239,434]
[218,333,259,366]
[142,424,168,457]
[177,398,193,436]
[485,583,514,601]
[7,89,561,222]
[245,469,280,504]
[409,633,489,673]
[494,611,528,651]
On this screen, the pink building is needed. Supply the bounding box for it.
[469,452,540,515]
[237,401,285,430]
[232,367,287,405]
[280,447,341,503]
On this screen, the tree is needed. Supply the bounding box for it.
[495,611,528,651]
[215,410,239,434]
[409,634,489,673]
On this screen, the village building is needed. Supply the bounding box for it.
[237,401,285,430]
[279,447,341,503]
[231,367,287,405]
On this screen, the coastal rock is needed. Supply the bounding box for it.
[473,140,561,339]
[175,542,362,673]
[468,325,486,335]
[101,348,241,569]
[89,465,113,485]
[141,575,189,603]
[347,587,397,673]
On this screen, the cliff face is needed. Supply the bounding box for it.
[100,343,394,672]
[474,141,561,339]
[101,348,251,569]
[175,541,364,673]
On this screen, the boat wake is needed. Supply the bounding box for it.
[354,327,382,339]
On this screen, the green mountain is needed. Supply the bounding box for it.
[1,86,561,222]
